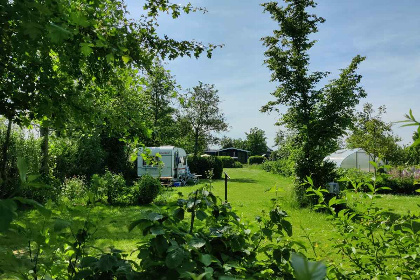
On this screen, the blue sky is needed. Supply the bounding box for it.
[126,0,420,147]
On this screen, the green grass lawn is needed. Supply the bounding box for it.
[1,166,420,277]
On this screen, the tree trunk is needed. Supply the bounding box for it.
[1,118,12,197]
[40,126,49,178]
[193,129,199,157]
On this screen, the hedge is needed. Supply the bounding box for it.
[188,156,223,179]
[248,156,265,165]
[217,156,235,168]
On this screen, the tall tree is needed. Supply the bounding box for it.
[245,127,268,156]
[144,60,178,146]
[261,0,366,204]
[347,103,401,163]
[179,82,228,156]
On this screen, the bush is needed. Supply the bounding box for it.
[217,156,235,168]
[135,174,161,205]
[262,158,294,176]
[60,176,88,205]
[232,161,243,168]
[248,155,265,164]
[89,170,128,204]
[338,166,420,195]
[187,156,223,179]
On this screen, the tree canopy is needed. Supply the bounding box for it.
[245,127,269,156]
[179,82,228,156]
[347,103,401,163]
[261,0,366,204]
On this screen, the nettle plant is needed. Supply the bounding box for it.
[127,184,325,279]
[306,163,420,279]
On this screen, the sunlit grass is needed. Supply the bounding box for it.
[1,166,419,276]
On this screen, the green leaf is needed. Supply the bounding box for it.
[412,138,420,147]
[306,176,313,186]
[98,255,117,272]
[199,254,212,267]
[150,226,165,235]
[128,219,149,232]
[70,12,90,27]
[106,53,115,63]
[27,174,40,182]
[165,246,185,269]
[122,55,131,64]
[0,199,18,232]
[280,220,293,237]
[146,211,164,221]
[17,157,28,183]
[173,208,185,220]
[151,235,169,256]
[80,43,93,56]
[189,237,206,249]
[291,253,326,280]
[54,218,72,232]
[47,23,72,43]
[196,210,207,221]
[328,196,336,207]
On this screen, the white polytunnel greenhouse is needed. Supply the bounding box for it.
[324,148,379,172]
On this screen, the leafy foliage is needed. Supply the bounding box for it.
[262,159,294,177]
[220,136,248,150]
[217,156,235,168]
[261,0,366,205]
[179,82,228,156]
[90,170,129,205]
[136,174,162,205]
[307,168,420,279]
[347,103,401,163]
[188,156,223,179]
[144,60,179,146]
[129,186,310,279]
[248,156,266,165]
[245,127,269,156]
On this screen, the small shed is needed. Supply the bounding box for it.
[204,147,250,164]
[324,148,378,172]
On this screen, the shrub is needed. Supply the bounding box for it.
[135,174,161,205]
[129,188,306,279]
[60,176,88,205]
[262,158,294,176]
[248,155,265,164]
[217,156,235,168]
[338,166,420,195]
[89,170,127,205]
[232,161,243,168]
[187,156,223,179]
[337,168,373,189]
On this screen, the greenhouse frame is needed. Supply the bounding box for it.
[324,148,379,172]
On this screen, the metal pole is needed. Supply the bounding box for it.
[225,174,228,202]
[224,172,230,202]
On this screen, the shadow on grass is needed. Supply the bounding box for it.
[229,178,257,184]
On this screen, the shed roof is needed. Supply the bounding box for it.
[218,147,250,153]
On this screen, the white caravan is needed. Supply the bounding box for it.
[137,146,188,183]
